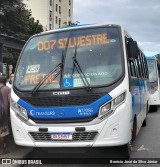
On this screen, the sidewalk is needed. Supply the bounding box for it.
[0,134,33,167]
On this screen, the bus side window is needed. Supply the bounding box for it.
[144,56,149,79]
[137,53,143,79]
[137,56,143,79]
[140,53,146,79]
[134,60,140,78]
[128,60,137,78]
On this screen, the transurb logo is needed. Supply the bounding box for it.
[30,110,56,116]
[30,110,35,116]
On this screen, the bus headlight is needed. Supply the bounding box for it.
[100,102,111,115]
[99,92,126,119]
[113,92,126,107]
[10,98,28,122]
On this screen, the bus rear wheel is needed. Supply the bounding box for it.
[149,105,158,112]
[142,118,147,127]
[132,116,137,141]
[142,105,148,127]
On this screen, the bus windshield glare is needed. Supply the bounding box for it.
[14,27,123,91]
[147,59,158,82]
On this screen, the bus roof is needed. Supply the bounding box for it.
[59,24,94,29]
[34,23,123,37]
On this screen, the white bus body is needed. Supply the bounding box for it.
[10,24,149,157]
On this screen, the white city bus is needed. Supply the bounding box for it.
[10,24,149,158]
[146,56,160,111]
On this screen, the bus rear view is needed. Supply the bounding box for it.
[10,24,148,158]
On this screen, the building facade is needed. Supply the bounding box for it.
[23,0,73,31]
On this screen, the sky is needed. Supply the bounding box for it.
[73,0,160,56]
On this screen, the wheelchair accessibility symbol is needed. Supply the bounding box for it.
[63,78,73,88]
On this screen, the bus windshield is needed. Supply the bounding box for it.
[14,27,123,91]
[147,59,158,82]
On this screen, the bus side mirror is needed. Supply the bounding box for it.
[127,38,138,59]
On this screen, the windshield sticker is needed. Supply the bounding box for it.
[110,39,116,43]
[37,33,109,51]
[64,72,111,78]
[29,44,37,50]
[74,78,90,87]
[22,73,57,85]
[63,78,73,88]
[26,65,40,74]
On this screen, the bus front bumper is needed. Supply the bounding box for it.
[10,102,131,148]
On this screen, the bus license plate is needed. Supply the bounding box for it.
[51,133,72,141]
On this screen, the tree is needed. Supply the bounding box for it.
[0,0,43,73]
[0,0,43,40]
[3,48,20,73]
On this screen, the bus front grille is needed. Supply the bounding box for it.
[29,131,98,142]
[30,116,97,124]
[22,95,102,107]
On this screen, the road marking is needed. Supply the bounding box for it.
[137,145,153,152]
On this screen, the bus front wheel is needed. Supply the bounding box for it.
[120,144,131,159]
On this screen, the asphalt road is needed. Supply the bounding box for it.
[20,107,160,167]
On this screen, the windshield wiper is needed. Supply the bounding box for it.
[72,45,92,91]
[59,50,65,89]
[32,32,71,94]
[31,63,62,95]
[59,32,71,90]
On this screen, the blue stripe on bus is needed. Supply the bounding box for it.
[17,94,112,119]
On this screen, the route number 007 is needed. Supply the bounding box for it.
[37,40,56,51]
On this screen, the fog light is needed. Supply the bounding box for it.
[111,128,118,136]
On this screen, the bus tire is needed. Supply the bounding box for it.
[153,105,158,112]
[149,105,157,112]
[132,116,137,141]
[142,118,147,127]
[120,144,131,159]
[142,105,147,127]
